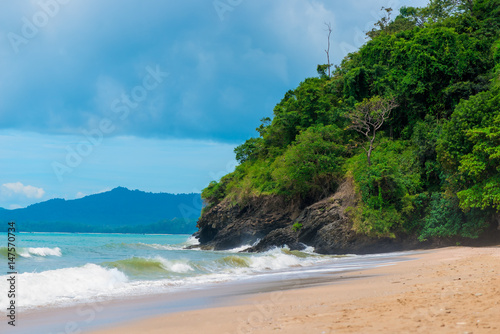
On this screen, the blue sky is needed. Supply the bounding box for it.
[0,0,428,209]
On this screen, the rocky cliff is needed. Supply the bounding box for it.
[195,178,430,254]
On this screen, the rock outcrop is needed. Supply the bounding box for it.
[194,178,498,254]
[196,178,417,254]
[196,195,300,251]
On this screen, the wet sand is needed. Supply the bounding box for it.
[85,246,500,334]
[4,251,406,334]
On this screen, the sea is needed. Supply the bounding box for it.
[0,232,412,314]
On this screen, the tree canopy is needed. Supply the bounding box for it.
[202,0,500,240]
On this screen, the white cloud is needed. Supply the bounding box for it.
[97,187,111,194]
[262,0,336,61]
[74,188,111,200]
[2,182,45,199]
[75,191,86,199]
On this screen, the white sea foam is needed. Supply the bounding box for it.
[226,244,252,252]
[156,257,194,273]
[138,243,181,251]
[0,264,127,309]
[247,248,304,270]
[0,245,359,311]
[18,247,62,258]
[136,241,201,251]
[221,239,264,253]
[0,264,239,310]
[197,247,333,275]
[301,246,317,253]
[185,235,200,246]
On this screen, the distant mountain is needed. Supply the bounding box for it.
[0,187,202,234]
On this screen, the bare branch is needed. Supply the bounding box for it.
[346,96,398,165]
[324,22,332,77]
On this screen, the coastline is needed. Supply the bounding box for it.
[3,250,411,334]
[85,246,500,334]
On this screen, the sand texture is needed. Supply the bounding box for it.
[87,246,500,334]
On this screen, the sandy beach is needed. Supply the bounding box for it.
[85,246,500,334]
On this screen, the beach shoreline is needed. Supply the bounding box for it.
[3,250,413,334]
[84,246,500,334]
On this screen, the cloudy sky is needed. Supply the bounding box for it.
[0,0,428,209]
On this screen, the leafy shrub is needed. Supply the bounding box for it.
[438,86,500,212]
[418,192,488,241]
[271,124,346,200]
[292,222,303,232]
[347,139,421,237]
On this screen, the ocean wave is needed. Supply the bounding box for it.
[0,246,62,258]
[248,248,305,270]
[139,243,183,251]
[0,264,128,309]
[225,245,252,252]
[105,250,314,279]
[22,247,62,257]
[215,255,251,268]
[0,246,352,311]
[224,238,262,253]
[100,236,199,252]
[103,256,194,277]
[246,247,348,271]
[103,242,184,251]
[200,247,337,274]
[184,235,200,246]
[0,246,17,258]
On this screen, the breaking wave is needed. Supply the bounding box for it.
[0,246,62,258]
[0,245,353,311]
[103,256,194,277]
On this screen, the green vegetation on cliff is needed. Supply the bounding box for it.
[202,0,500,240]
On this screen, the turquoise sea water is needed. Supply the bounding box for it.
[0,232,406,312]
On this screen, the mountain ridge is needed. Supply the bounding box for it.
[0,187,202,234]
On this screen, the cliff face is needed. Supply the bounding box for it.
[196,195,300,250]
[195,178,425,254]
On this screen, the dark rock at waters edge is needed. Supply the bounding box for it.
[194,178,500,255]
[195,195,298,251]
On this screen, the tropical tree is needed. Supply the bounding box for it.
[347,96,398,165]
